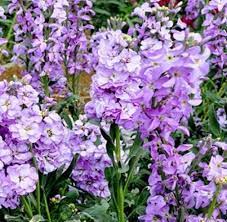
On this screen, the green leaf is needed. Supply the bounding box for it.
[100,128,116,163]
[127,133,144,160]
[81,200,112,222]
[94,8,111,16]
[110,123,117,141]
[61,111,73,129]
[46,154,79,196]
[208,105,221,137]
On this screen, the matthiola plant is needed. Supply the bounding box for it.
[201,0,227,73]
[0,0,226,221]
[84,0,227,221]
[0,75,76,210]
[8,0,94,96]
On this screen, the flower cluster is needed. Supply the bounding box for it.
[0,76,75,208]
[201,0,227,71]
[0,6,8,75]
[8,0,94,95]
[71,115,111,198]
[142,137,227,221]
[86,1,210,136]
[184,0,204,26]
[84,1,227,221]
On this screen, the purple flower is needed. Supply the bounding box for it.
[9,119,41,143]
[7,164,38,195]
[206,155,227,181]
[0,94,21,119]
[17,84,39,107]
[71,115,111,198]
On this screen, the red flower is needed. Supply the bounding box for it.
[159,0,170,6]
[181,16,194,27]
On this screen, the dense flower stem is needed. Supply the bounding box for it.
[6,13,16,48]
[72,74,80,95]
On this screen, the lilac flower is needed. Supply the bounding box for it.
[0,94,21,119]
[9,0,94,96]
[71,115,111,198]
[0,76,76,207]
[9,119,41,143]
[7,164,38,195]
[206,155,227,181]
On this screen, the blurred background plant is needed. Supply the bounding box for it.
[93,0,143,29]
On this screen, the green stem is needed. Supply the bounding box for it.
[115,126,121,163]
[6,14,17,45]
[115,125,125,222]
[21,196,33,219]
[36,180,41,215]
[43,191,52,222]
[207,184,222,219]
[117,183,125,222]
[123,154,140,194]
[41,75,50,97]
[30,143,41,216]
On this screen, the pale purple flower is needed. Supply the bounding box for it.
[0,94,21,119]
[207,155,227,181]
[7,164,38,195]
[9,119,41,143]
[17,83,39,107]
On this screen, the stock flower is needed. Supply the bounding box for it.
[0,172,19,209]
[7,164,38,195]
[9,0,94,96]
[71,115,111,198]
[87,1,217,220]
[206,155,227,181]
[0,94,21,119]
[202,0,227,70]
[0,77,75,207]
[17,84,39,107]
[9,119,41,143]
